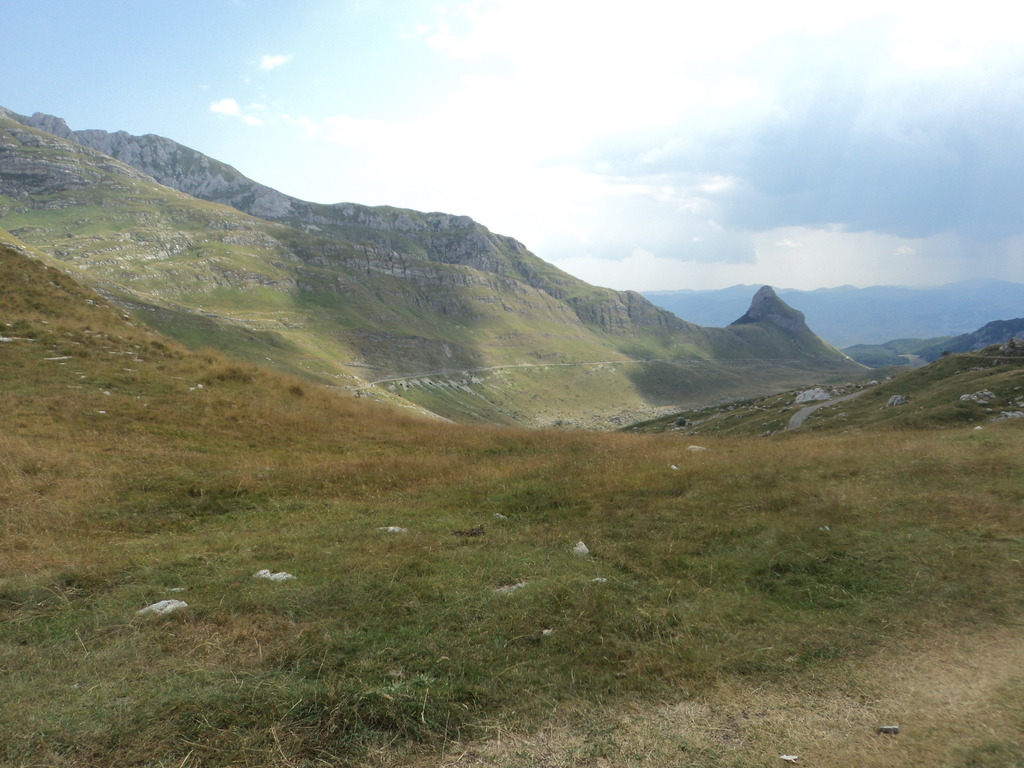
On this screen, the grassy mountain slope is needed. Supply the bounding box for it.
[845,317,1024,368]
[629,339,1024,437]
[2,240,1022,767]
[0,108,861,426]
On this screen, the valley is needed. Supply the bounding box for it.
[0,107,862,428]
[0,108,1021,768]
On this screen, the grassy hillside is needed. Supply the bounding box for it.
[0,111,862,427]
[2,240,1022,767]
[630,341,1024,437]
[846,318,1024,369]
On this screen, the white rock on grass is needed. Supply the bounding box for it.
[496,581,528,593]
[137,599,188,616]
[573,541,590,556]
[379,526,408,533]
[254,569,295,582]
[687,445,707,452]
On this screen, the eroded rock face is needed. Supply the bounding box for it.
[0,119,153,197]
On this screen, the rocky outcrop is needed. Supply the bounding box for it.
[10,109,295,218]
[731,285,813,334]
[0,114,155,196]
[795,388,831,404]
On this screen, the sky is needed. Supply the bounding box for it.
[5,0,1024,291]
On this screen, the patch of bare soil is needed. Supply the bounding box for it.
[399,625,1023,768]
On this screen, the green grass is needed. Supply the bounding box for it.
[2,128,1023,766]
[629,346,1024,438]
[1,246,1021,765]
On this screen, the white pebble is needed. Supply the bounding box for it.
[137,599,188,616]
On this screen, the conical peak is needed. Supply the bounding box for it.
[732,285,811,334]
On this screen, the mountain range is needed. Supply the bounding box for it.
[644,282,1024,348]
[0,106,861,426]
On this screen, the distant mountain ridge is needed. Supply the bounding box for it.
[0,106,861,426]
[844,317,1024,367]
[644,282,1024,347]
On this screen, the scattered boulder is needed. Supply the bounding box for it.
[885,394,909,407]
[254,569,295,582]
[991,411,1024,421]
[1000,338,1024,356]
[687,445,707,452]
[795,388,831,404]
[137,599,188,616]
[960,390,995,403]
[379,526,408,533]
[573,541,590,557]
[877,725,900,735]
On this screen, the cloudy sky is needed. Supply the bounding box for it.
[5,0,1024,290]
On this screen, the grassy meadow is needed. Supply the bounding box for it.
[1,243,1023,767]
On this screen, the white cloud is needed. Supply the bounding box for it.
[547,226,1024,291]
[282,114,320,139]
[210,97,264,126]
[260,54,292,70]
[245,0,1024,290]
[209,97,241,116]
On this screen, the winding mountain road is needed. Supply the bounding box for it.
[787,389,868,430]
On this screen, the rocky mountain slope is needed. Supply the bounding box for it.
[0,107,861,426]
